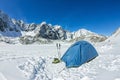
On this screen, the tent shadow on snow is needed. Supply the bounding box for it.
[61,40,98,68]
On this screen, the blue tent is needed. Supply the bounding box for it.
[61,41,98,68]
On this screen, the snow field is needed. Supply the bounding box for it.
[0,41,120,80]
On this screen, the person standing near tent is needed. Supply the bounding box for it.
[56,43,61,59]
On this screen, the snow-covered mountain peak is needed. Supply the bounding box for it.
[0,10,6,16]
[0,10,22,37]
[109,27,120,39]
[76,28,94,35]
[54,25,62,30]
[78,28,90,32]
[0,10,10,22]
[71,28,107,42]
[113,27,120,36]
[72,28,95,38]
[105,27,120,44]
[40,21,47,26]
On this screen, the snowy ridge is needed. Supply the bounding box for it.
[112,27,120,37]
[0,10,107,44]
[72,28,95,38]
[105,27,120,44]
[71,28,107,43]
[0,10,21,37]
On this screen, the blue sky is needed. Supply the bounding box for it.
[0,0,120,35]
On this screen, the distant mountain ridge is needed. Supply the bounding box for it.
[71,29,107,42]
[105,27,120,43]
[0,10,107,44]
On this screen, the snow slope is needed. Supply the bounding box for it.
[105,27,120,44]
[0,37,120,80]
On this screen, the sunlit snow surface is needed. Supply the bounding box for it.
[0,40,120,80]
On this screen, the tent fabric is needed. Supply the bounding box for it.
[61,40,98,68]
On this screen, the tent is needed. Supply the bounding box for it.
[61,40,98,68]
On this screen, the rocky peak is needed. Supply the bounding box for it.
[0,10,21,37]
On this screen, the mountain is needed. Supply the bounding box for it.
[0,10,21,37]
[71,29,107,42]
[105,27,120,43]
[0,10,107,44]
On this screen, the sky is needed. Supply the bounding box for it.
[0,0,120,35]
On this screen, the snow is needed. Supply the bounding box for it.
[114,78,120,80]
[21,31,36,36]
[81,76,91,80]
[0,34,120,80]
[72,28,95,39]
[0,72,7,80]
[54,25,61,30]
[40,21,47,26]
